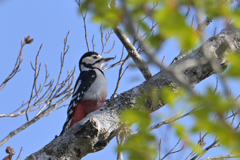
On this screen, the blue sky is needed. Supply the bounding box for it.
[0,0,239,159]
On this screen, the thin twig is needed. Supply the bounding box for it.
[83,11,90,51]
[0,90,73,147]
[185,5,191,17]
[0,40,24,91]
[148,107,199,133]
[92,35,95,51]
[161,138,184,160]
[111,48,130,98]
[159,139,161,160]
[16,147,23,160]
[76,0,90,51]
[200,154,240,160]
[26,44,43,121]
[101,26,115,55]
[190,140,219,160]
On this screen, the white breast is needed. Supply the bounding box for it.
[82,69,108,100]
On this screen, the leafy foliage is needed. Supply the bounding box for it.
[226,53,240,77]
[77,0,240,159]
[189,89,240,153]
[118,109,157,160]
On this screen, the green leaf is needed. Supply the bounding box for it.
[226,53,240,78]
[232,9,240,29]
[148,34,164,48]
[92,8,122,28]
[189,88,240,152]
[194,0,230,18]
[79,0,122,28]
[139,21,150,33]
[119,108,157,160]
[153,2,199,49]
[173,123,186,138]
[160,86,178,107]
[121,109,151,130]
[190,88,236,114]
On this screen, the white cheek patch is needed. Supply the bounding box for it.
[83,57,95,64]
[81,57,102,71]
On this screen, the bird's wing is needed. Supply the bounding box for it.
[60,70,97,135]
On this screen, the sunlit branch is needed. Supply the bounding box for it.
[0,39,25,91]
[114,25,153,80]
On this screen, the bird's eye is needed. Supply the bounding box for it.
[93,56,98,59]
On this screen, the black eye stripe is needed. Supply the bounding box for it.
[82,62,94,69]
[81,62,104,75]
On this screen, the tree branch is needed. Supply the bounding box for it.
[114,25,153,80]
[26,26,240,159]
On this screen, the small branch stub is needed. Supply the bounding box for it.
[24,36,34,44]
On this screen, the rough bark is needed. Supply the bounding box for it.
[26,26,240,160]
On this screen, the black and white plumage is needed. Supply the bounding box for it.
[60,52,114,135]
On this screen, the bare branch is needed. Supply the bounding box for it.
[0,90,73,147]
[76,0,90,51]
[16,147,23,160]
[100,26,115,55]
[0,39,25,91]
[92,35,95,51]
[159,139,161,160]
[111,47,130,98]
[190,140,219,160]
[114,25,152,80]
[134,2,159,45]
[0,31,75,147]
[146,105,200,134]
[48,30,71,99]
[83,11,90,51]
[200,154,240,160]
[26,44,43,121]
[161,138,184,160]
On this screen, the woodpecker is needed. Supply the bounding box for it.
[60,52,114,135]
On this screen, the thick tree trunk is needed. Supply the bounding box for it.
[26,26,240,160]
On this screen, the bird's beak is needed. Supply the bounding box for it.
[101,56,116,63]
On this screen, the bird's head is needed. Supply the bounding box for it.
[79,52,114,71]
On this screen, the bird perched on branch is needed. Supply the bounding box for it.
[60,52,114,135]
